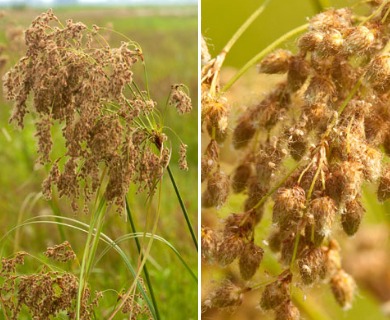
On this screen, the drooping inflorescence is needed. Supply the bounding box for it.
[202,2,390,318]
[3,9,192,214]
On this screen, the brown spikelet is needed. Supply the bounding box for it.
[201,139,219,182]
[44,241,76,263]
[231,163,252,193]
[298,246,327,285]
[365,53,390,93]
[273,186,305,229]
[238,242,264,280]
[232,110,257,149]
[274,300,300,320]
[330,269,356,310]
[201,226,219,263]
[341,199,365,236]
[377,164,390,202]
[260,272,291,310]
[202,169,229,208]
[216,233,244,267]
[306,196,336,246]
[287,56,310,91]
[258,49,292,74]
[202,280,245,310]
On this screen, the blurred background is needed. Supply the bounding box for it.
[0,1,197,318]
[202,0,390,319]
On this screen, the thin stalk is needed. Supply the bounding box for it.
[125,198,160,320]
[205,0,271,96]
[311,0,330,12]
[108,182,162,319]
[253,161,301,210]
[292,293,332,320]
[7,217,155,315]
[48,197,67,242]
[222,23,309,92]
[360,0,389,25]
[143,61,151,99]
[223,0,271,55]
[76,197,106,320]
[167,165,198,251]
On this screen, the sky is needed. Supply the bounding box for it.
[0,0,197,5]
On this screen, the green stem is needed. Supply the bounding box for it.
[311,0,330,12]
[222,23,309,92]
[167,166,198,251]
[48,198,67,242]
[253,161,301,210]
[206,0,271,96]
[125,198,160,320]
[76,197,106,320]
[292,293,332,320]
[223,0,271,55]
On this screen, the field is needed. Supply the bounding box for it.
[0,6,197,319]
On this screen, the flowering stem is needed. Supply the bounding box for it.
[206,0,271,96]
[223,0,271,55]
[167,166,198,251]
[222,23,309,92]
[125,198,161,320]
[108,182,162,319]
[76,197,106,320]
[253,161,301,210]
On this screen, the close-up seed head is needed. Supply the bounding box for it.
[239,242,264,280]
[330,269,357,310]
[202,2,390,318]
[258,49,292,74]
[260,272,291,310]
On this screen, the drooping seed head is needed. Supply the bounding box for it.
[260,272,291,310]
[304,75,336,106]
[231,163,252,193]
[258,49,292,74]
[298,31,324,52]
[233,110,258,149]
[202,280,244,310]
[274,300,300,320]
[216,233,245,267]
[377,164,390,202]
[239,242,264,280]
[287,127,307,161]
[341,199,365,236]
[201,139,219,182]
[330,269,356,310]
[307,196,336,245]
[344,26,375,55]
[298,246,327,285]
[273,186,306,228]
[365,53,390,93]
[202,169,229,208]
[324,239,342,278]
[309,8,352,32]
[287,56,310,91]
[201,226,219,263]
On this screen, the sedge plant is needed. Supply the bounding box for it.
[202,1,390,319]
[1,9,197,319]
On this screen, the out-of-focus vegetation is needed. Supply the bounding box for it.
[202,0,367,67]
[0,6,197,319]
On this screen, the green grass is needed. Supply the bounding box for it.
[0,7,197,319]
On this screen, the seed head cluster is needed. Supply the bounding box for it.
[3,10,192,213]
[202,3,390,318]
[0,248,102,319]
